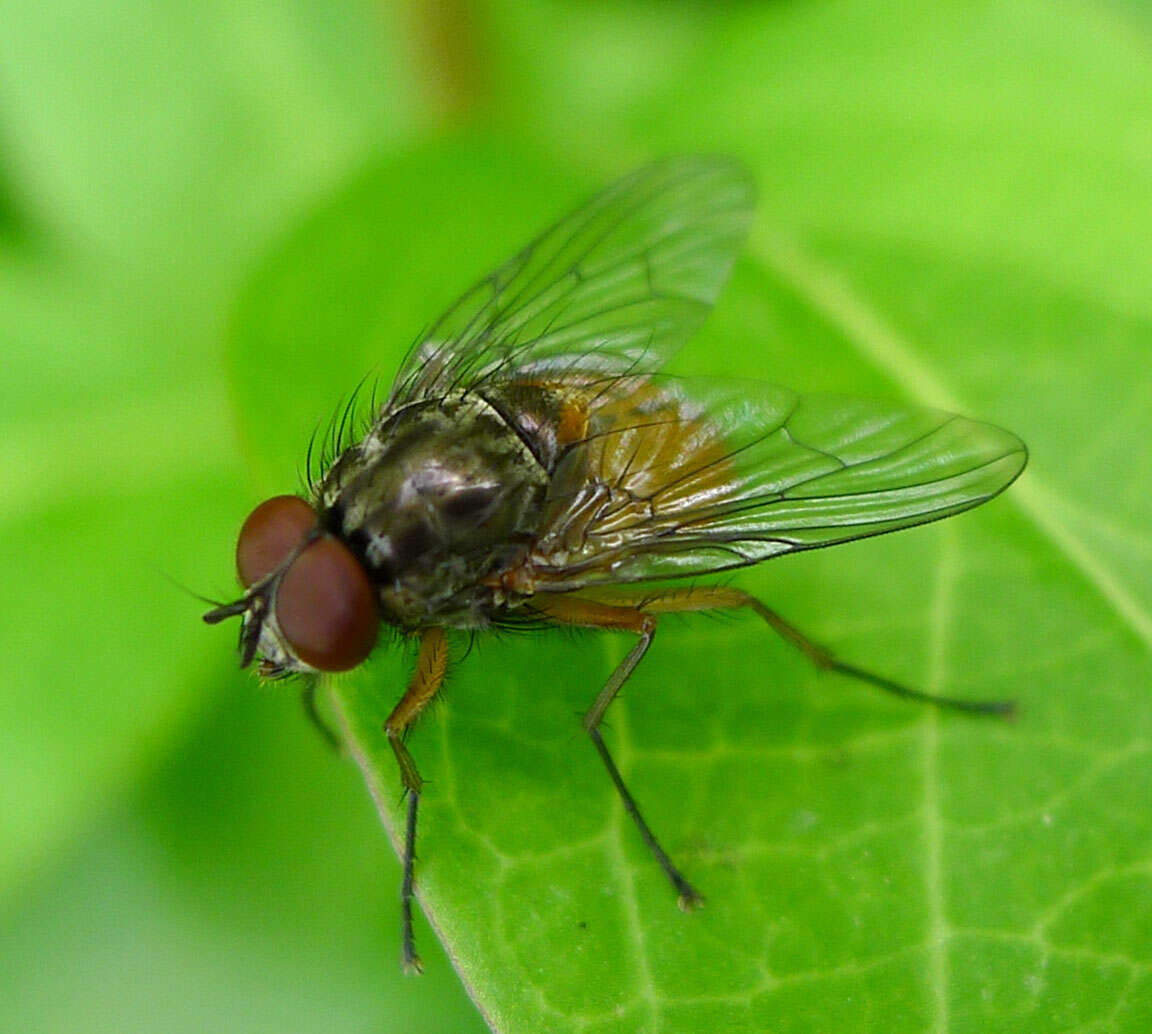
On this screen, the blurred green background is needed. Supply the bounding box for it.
[3,1,1151,1032]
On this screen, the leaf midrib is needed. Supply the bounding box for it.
[750,226,1152,1030]
[751,227,1152,651]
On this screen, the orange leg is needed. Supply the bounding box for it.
[383,626,449,974]
[577,585,1015,716]
[299,680,339,749]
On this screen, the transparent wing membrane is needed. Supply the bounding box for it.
[390,156,756,404]
[528,379,1027,586]
[380,155,1024,591]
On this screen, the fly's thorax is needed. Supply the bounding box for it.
[317,394,550,626]
[477,381,585,472]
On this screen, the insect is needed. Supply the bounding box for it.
[204,157,1027,972]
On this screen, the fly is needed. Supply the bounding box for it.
[204,156,1027,972]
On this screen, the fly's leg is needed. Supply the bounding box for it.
[582,586,1015,718]
[531,595,703,910]
[300,680,340,750]
[383,627,449,974]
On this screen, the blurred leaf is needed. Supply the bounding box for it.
[0,0,409,910]
[0,0,408,279]
[226,45,1152,1023]
[0,678,488,1034]
[0,144,31,246]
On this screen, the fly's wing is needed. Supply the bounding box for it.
[388,157,755,405]
[527,379,1027,589]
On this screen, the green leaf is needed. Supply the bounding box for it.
[226,38,1152,1020]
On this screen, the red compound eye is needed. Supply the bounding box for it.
[236,495,316,587]
[233,494,378,671]
[276,536,379,671]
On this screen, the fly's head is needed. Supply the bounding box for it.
[203,494,380,677]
